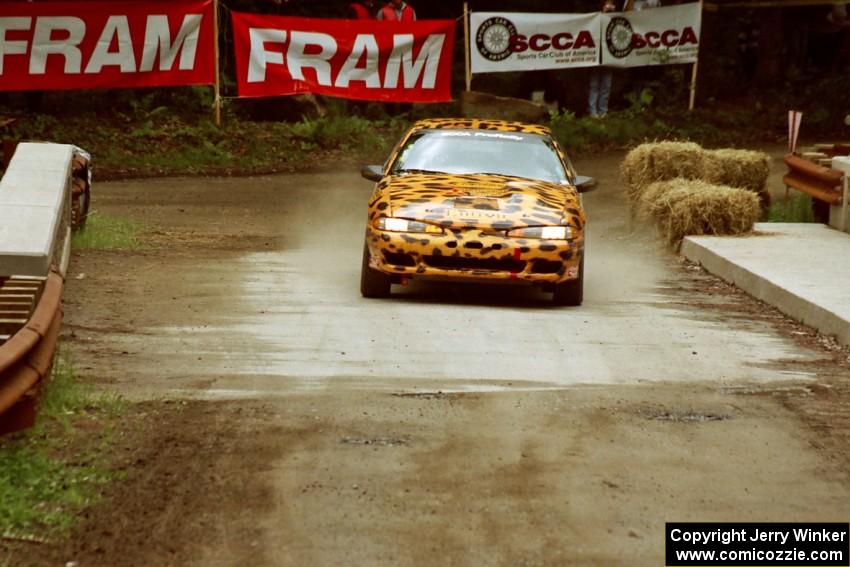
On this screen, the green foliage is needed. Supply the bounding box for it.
[767,193,815,223]
[625,87,655,112]
[547,93,673,153]
[291,115,383,151]
[0,350,119,538]
[3,100,409,178]
[72,213,141,251]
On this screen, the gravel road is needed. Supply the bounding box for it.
[50,152,850,566]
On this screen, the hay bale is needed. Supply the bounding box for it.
[621,141,704,200]
[636,179,691,220]
[660,181,761,244]
[701,148,771,198]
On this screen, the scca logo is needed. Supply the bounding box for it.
[509,31,596,52]
[476,17,517,61]
[631,27,698,49]
[476,17,595,60]
[605,16,698,58]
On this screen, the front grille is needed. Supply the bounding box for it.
[383,251,416,267]
[423,255,526,273]
[530,260,563,274]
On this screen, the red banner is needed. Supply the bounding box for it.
[0,1,215,91]
[232,14,456,102]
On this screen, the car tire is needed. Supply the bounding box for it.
[71,185,91,231]
[361,244,392,298]
[78,186,91,231]
[552,254,584,306]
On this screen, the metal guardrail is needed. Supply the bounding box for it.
[783,154,844,206]
[0,271,63,434]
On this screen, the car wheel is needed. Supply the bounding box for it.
[361,244,392,298]
[78,186,91,231]
[552,254,584,306]
[71,186,90,231]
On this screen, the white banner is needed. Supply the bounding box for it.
[601,3,701,67]
[470,12,601,74]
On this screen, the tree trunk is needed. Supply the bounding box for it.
[757,8,784,87]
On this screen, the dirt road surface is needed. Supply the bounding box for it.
[40,153,850,565]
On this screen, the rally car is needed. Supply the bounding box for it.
[360,119,595,305]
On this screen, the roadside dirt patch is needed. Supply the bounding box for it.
[2,400,284,567]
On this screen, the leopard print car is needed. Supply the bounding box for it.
[360,119,593,305]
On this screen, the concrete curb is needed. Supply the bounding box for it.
[681,225,850,348]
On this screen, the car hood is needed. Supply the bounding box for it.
[374,173,584,231]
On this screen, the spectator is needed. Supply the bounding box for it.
[588,0,617,117]
[377,0,416,116]
[738,20,759,83]
[348,0,375,20]
[377,0,416,21]
[810,2,850,71]
[826,2,849,28]
[624,0,660,10]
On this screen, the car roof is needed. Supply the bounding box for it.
[410,119,553,137]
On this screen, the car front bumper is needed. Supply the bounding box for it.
[365,227,583,284]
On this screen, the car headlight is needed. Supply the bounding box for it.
[506,226,573,240]
[375,217,444,234]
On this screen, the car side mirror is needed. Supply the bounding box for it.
[361,165,384,182]
[575,175,597,193]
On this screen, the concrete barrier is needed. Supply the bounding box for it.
[0,142,75,279]
[681,224,850,349]
[830,156,850,233]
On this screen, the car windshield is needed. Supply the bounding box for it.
[389,130,572,184]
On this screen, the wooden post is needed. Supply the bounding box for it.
[463,2,472,92]
[688,0,702,111]
[213,0,222,126]
[688,60,698,111]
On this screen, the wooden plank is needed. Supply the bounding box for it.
[0,302,33,310]
[0,286,41,293]
[0,297,35,308]
[0,320,27,335]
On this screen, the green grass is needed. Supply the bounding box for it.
[0,350,121,539]
[767,193,815,223]
[72,213,141,250]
